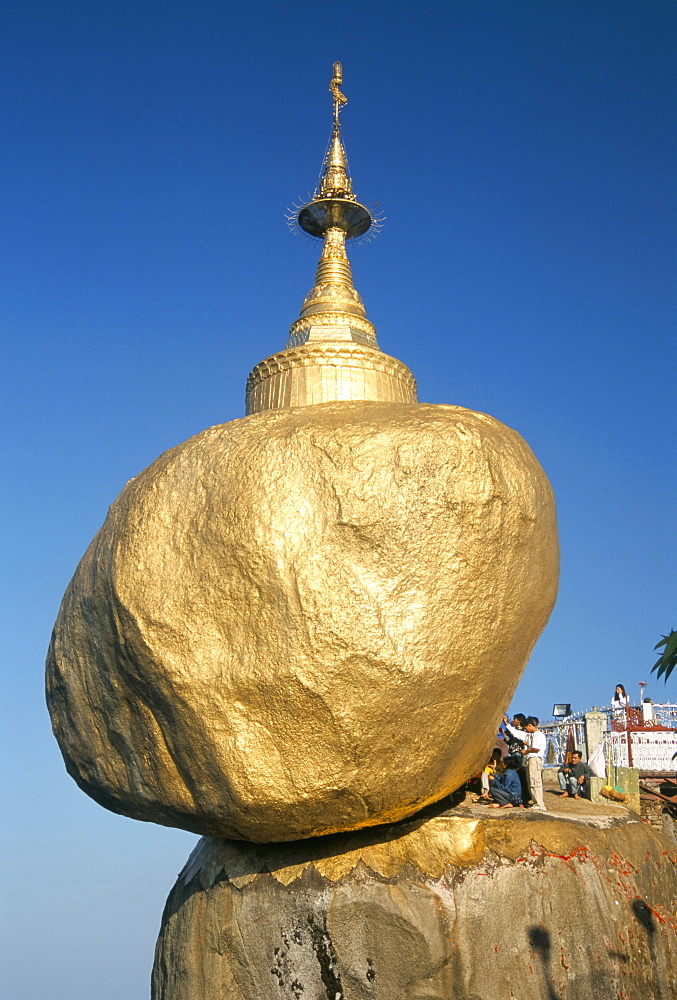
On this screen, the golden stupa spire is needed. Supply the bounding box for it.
[318,62,352,199]
[245,63,417,415]
[288,61,375,351]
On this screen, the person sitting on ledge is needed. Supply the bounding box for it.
[479,748,504,799]
[488,757,523,809]
[558,750,594,799]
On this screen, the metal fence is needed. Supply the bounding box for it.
[540,715,587,765]
[651,703,677,729]
[540,703,677,771]
[606,730,677,770]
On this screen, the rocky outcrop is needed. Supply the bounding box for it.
[46,401,558,842]
[152,804,677,1000]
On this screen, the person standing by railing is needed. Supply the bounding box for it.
[611,684,629,711]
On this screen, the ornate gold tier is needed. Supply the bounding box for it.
[245,344,417,415]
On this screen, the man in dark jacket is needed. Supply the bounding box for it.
[500,713,527,758]
[500,713,529,802]
[488,757,523,808]
[558,750,594,799]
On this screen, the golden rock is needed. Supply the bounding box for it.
[47,400,558,842]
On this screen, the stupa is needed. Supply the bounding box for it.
[245,62,416,414]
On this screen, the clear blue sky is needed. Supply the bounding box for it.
[2,2,675,997]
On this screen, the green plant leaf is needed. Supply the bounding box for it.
[652,628,677,682]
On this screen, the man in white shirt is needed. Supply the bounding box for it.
[502,715,547,811]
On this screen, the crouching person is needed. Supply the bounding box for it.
[488,757,523,809]
[558,750,594,799]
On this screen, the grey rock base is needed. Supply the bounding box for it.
[152,806,677,1000]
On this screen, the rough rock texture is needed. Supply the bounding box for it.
[152,806,677,1000]
[47,401,558,841]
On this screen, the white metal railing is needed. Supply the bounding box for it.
[540,715,586,765]
[605,729,677,770]
[539,703,677,772]
[652,703,677,728]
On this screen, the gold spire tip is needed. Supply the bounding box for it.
[329,61,348,127]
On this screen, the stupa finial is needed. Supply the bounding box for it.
[317,62,354,201]
[298,62,371,236]
[330,61,347,126]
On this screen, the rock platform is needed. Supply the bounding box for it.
[152,790,677,1000]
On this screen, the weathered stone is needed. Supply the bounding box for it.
[47,401,558,842]
[152,804,677,1000]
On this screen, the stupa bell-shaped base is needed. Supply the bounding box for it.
[245,343,417,414]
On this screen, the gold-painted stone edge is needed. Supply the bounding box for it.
[180,811,676,893]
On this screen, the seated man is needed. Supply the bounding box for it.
[488,757,523,809]
[558,750,594,799]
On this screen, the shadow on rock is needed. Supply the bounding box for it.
[527,927,561,1000]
